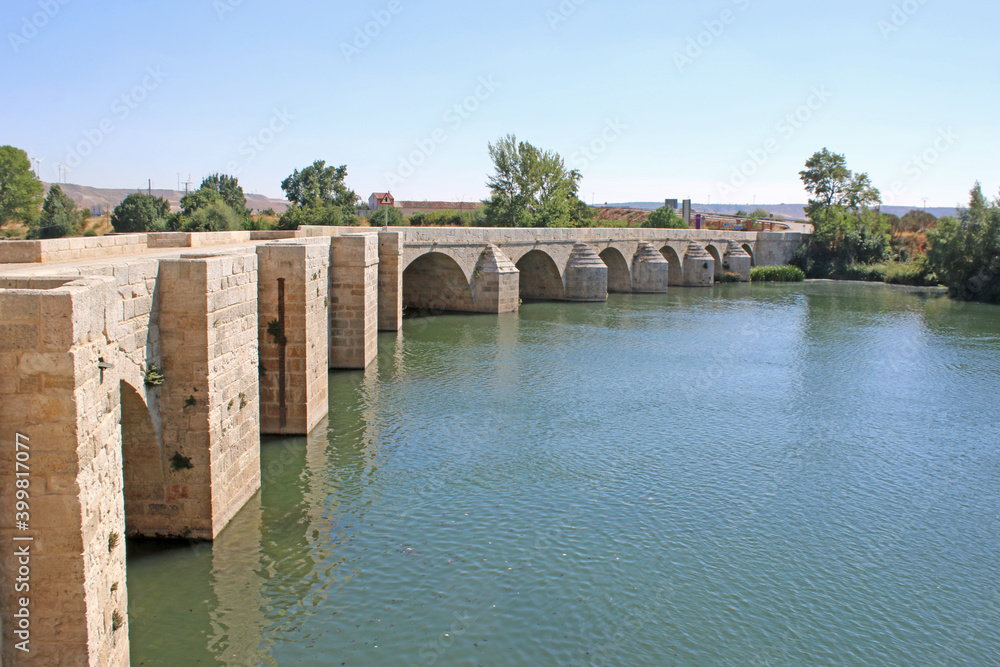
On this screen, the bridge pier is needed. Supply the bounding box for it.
[683,242,715,286]
[724,241,753,281]
[256,241,330,435]
[631,242,670,293]
[378,232,403,332]
[329,236,379,370]
[471,245,519,313]
[564,243,608,302]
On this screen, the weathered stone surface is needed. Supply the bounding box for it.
[631,242,670,293]
[564,243,608,302]
[724,241,753,282]
[683,242,715,287]
[472,245,519,313]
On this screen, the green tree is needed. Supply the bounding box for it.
[482,134,585,228]
[182,199,241,232]
[926,182,1000,303]
[111,192,171,233]
[643,205,688,229]
[29,184,82,238]
[899,209,937,232]
[278,160,359,229]
[199,173,248,217]
[800,148,880,220]
[0,145,44,227]
[370,205,407,226]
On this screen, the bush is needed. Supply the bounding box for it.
[643,205,688,229]
[112,192,170,233]
[181,200,241,232]
[368,205,407,226]
[750,265,806,282]
[717,271,741,283]
[409,209,481,227]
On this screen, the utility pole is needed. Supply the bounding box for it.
[148,179,152,196]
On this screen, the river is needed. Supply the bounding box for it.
[127,281,1000,666]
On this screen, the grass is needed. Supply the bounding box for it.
[750,265,806,282]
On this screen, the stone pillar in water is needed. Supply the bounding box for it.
[256,241,330,435]
[377,231,403,331]
[631,242,670,293]
[472,244,520,313]
[683,242,715,286]
[564,243,608,301]
[329,235,379,370]
[725,241,752,282]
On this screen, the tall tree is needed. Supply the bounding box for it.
[483,134,584,228]
[199,173,248,217]
[0,145,44,226]
[279,160,359,228]
[111,192,170,233]
[30,184,82,238]
[927,182,1000,303]
[800,148,880,219]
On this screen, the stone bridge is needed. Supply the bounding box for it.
[0,226,804,664]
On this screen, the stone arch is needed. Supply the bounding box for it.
[403,252,474,313]
[659,245,684,286]
[706,245,724,278]
[515,249,565,301]
[120,380,166,537]
[599,248,631,293]
[742,243,756,266]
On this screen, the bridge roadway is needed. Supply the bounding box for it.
[0,225,805,665]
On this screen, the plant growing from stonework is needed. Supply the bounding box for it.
[144,364,164,387]
[112,610,124,632]
[170,452,194,471]
[108,531,120,552]
[266,318,287,345]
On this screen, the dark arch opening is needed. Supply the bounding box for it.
[403,252,473,314]
[120,381,165,537]
[659,246,684,286]
[599,248,631,293]
[742,244,756,267]
[515,250,564,301]
[706,245,724,278]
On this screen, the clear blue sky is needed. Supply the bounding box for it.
[2,0,997,208]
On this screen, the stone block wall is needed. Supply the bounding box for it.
[157,252,260,539]
[471,245,519,313]
[378,232,403,331]
[0,276,130,666]
[257,242,330,435]
[329,236,379,370]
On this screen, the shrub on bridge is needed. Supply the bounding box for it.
[750,265,805,282]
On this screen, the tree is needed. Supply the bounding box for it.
[278,160,359,229]
[0,145,44,226]
[643,205,688,229]
[199,173,248,217]
[111,192,170,233]
[482,134,585,228]
[800,148,880,220]
[370,205,407,226]
[182,199,241,232]
[899,209,937,233]
[926,182,1000,303]
[29,184,82,238]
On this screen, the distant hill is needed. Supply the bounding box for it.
[608,202,958,221]
[45,182,290,215]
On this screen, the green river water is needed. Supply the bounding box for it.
[127,281,1000,666]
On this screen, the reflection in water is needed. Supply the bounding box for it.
[129,282,1000,666]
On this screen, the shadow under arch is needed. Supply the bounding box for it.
[515,249,565,301]
[706,245,724,278]
[403,252,473,314]
[120,380,166,537]
[659,246,684,286]
[742,244,756,266]
[599,248,631,293]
